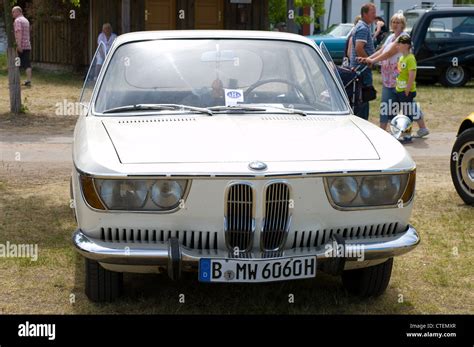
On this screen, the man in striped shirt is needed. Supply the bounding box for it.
[12,6,32,86]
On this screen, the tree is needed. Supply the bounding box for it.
[294,0,325,30]
[269,0,325,31]
[3,0,21,115]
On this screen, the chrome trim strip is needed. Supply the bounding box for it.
[74,164,417,180]
[73,225,420,265]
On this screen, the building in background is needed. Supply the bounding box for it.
[319,0,453,31]
[22,0,269,68]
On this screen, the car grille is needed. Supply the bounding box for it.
[291,222,400,248]
[224,183,254,252]
[261,182,291,251]
[100,228,218,250]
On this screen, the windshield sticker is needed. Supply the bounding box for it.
[225,89,244,107]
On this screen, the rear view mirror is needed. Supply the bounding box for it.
[200,50,236,62]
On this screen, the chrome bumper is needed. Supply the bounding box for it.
[73,225,420,278]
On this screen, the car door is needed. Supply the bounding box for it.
[416,14,474,69]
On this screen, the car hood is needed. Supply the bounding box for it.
[101,114,379,164]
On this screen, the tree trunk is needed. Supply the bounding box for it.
[3,0,22,115]
[7,46,21,114]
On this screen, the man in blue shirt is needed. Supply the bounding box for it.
[350,3,377,120]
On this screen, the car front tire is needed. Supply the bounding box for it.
[450,127,474,205]
[440,66,469,87]
[85,258,123,302]
[342,258,393,297]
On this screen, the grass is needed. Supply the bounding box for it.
[0,60,473,314]
[0,52,83,133]
[0,158,472,314]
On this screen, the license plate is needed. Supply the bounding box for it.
[198,256,316,283]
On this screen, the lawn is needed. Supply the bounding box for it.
[0,57,473,314]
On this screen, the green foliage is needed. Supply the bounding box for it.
[26,0,81,20]
[269,0,286,26]
[0,53,7,72]
[269,0,325,29]
[20,97,29,114]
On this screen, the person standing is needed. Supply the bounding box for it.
[12,6,32,87]
[395,35,418,142]
[350,3,377,120]
[95,23,117,78]
[373,16,388,47]
[344,15,362,66]
[361,13,429,136]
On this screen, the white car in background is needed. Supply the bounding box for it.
[71,30,420,302]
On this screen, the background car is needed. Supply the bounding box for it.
[306,23,353,64]
[410,7,474,87]
[451,113,474,205]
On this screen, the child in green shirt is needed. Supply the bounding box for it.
[395,35,418,142]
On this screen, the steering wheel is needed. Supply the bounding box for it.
[244,78,311,104]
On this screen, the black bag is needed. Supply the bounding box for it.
[362,85,377,102]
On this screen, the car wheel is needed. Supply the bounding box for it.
[440,66,469,87]
[450,128,474,205]
[85,258,123,302]
[341,258,393,297]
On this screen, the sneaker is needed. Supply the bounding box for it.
[417,128,430,138]
[400,135,413,144]
[23,81,31,87]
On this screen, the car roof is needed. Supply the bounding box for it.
[406,7,474,14]
[114,30,317,47]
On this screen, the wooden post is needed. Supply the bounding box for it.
[122,0,131,33]
[3,0,22,115]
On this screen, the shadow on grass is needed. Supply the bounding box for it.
[71,257,417,314]
[0,184,74,248]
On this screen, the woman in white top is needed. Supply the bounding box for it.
[97,23,117,64]
[94,23,117,79]
[361,13,429,136]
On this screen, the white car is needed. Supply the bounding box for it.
[71,30,420,302]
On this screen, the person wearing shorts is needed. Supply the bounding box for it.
[12,6,32,86]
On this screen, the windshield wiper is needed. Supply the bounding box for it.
[260,105,308,117]
[208,104,309,116]
[102,104,213,115]
[207,105,267,113]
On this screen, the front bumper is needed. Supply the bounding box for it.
[72,225,420,278]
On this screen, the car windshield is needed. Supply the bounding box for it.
[404,12,421,31]
[93,39,348,115]
[325,24,353,37]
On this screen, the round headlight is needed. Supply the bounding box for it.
[360,175,401,205]
[329,177,358,206]
[151,180,184,209]
[99,180,148,209]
